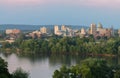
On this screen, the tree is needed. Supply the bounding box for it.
[0,57,11,78]
[80,58,112,78]
[114,70,120,78]
[112,65,120,78]
[53,58,114,78]
[12,68,29,78]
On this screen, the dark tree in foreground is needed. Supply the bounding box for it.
[53,58,120,78]
[12,68,29,78]
[0,57,11,78]
[0,57,29,78]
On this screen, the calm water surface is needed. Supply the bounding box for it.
[0,53,119,78]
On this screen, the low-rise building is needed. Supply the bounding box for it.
[5,29,21,40]
[96,28,111,38]
[29,30,42,38]
[12,29,21,34]
[6,29,13,34]
[6,29,21,35]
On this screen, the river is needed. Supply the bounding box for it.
[0,53,119,78]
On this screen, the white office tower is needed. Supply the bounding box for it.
[54,25,59,35]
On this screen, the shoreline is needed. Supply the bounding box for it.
[0,48,117,57]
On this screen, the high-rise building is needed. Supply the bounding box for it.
[40,27,47,34]
[90,23,96,35]
[54,25,59,35]
[61,25,66,31]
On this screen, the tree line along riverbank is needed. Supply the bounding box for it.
[0,36,120,56]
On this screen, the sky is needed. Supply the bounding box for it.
[0,0,120,28]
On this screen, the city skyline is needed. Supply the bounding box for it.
[0,0,120,28]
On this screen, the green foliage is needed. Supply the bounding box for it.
[114,70,120,78]
[53,58,120,78]
[0,57,11,78]
[12,68,29,78]
[2,36,120,55]
[1,42,12,49]
[53,65,80,78]
[80,58,112,78]
[112,65,120,78]
[0,57,29,78]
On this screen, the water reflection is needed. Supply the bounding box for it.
[17,54,49,65]
[0,52,119,78]
[49,55,118,66]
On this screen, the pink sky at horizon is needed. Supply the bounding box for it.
[0,0,45,5]
[1,0,120,9]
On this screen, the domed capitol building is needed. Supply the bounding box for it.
[89,23,114,38]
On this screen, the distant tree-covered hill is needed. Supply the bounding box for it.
[0,24,88,31]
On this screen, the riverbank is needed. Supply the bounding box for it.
[0,48,117,58]
[89,53,117,57]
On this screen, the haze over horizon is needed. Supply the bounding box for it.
[0,0,120,28]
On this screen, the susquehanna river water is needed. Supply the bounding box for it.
[0,53,119,78]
